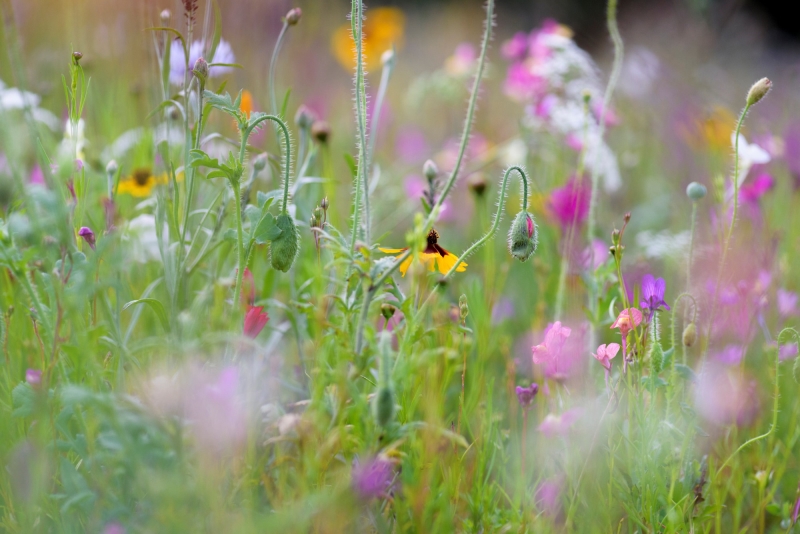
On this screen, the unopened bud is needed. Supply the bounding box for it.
[611,229,620,245]
[320,197,329,211]
[311,121,330,143]
[380,303,396,320]
[468,173,487,196]
[746,77,772,107]
[458,294,469,321]
[381,48,395,67]
[650,340,664,374]
[253,153,267,172]
[423,159,438,182]
[295,105,316,130]
[686,182,707,201]
[160,9,171,23]
[105,159,118,175]
[313,206,323,221]
[623,212,631,224]
[682,323,697,347]
[270,214,298,272]
[310,215,319,228]
[193,57,209,81]
[508,211,538,262]
[78,226,96,250]
[284,7,302,25]
[72,51,83,63]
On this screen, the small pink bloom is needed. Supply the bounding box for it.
[78,226,96,250]
[531,321,571,365]
[695,364,760,427]
[538,408,582,437]
[29,165,45,185]
[610,308,643,336]
[777,289,798,317]
[243,305,269,338]
[26,368,42,386]
[548,176,590,229]
[592,343,620,371]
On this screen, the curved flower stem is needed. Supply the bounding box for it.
[353,0,493,355]
[268,22,289,116]
[349,0,369,253]
[704,103,751,359]
[713,328,787,478]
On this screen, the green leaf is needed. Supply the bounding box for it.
[244,204,260,226]
[222,228,237,242]
[203,90,238,115]
[343,153,358,178]
[674,364,697,382]
[254,213,281,244]
[765,503,781,516]
[280,89,291,118]
[188,149,221,169]
[12,382,36,417]
[257,191,275,210]
[122,298,170,332]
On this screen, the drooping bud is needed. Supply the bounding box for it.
[270,214,298,272]
[253,153,268,172]
[192,57,209,81]
[78,226,96,250]
[380,303,396,320]
[423,159,438,183]
[508,211,538,262]
[284,7,302,26]
[295,105,316,130]
[311,121,330,143]
[686,182,707,201]
[682,323,697,347]
[373,331,395,428]
[746,77,772,107]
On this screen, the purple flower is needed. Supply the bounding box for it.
[169,39,235,85]
[739,172,774,204]
[793,483,800,525]
[780,342,798,361]
[777,289,798,317]
[29,165,45,185]
[352,457,394,500]
[535,476,564,518]
[26,369,42,386]
[548,177,590,229]
[503,62,545,103]
[639,274,670,320]
[78,226,96,250]
[711,344,746,366]
[491,298,514,324]
[515,383,539,408]
[395,127,427,164]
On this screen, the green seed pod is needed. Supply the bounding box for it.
[686,182,707,201]
[507,211,538,262]
[682,323,697,347]
[650,340,664,375]
[270,213,298,272]
[458,294,469,322]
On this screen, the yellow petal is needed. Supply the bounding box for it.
[436,252,467,274]
[378,247,407,254]
[398,255,414,277]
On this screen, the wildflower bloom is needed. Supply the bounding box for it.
[444,43,477,76]
[26,369,42,386]
[611,308,642,374]
[731,132,771,186]
[538,408,582,437]
[169,39,235,85]
[116,168,168,197]
[352,457,395,500]
[379,228,466,277]
[694,363,760,427]
[78,226,96,250]
[515,383,539,408]
[777,289,798,317]
[548,177,590,229]
[243,306,269,338]
[639,274,670,321]
[331,7,405,71]
[592,343,620,371]
[531,321,571,366]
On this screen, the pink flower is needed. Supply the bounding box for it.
[534,476,564,518]
[444,43,477,76]
[352,457,395,500]
[243,306,269,338]
[78,227,96,250]
[694,364,760,427]
[592,343,620,371]
[26,368,42,386]
[548,176,590,229]
[504,62,546,103]
[610,308,643,337]
[538,408,582,437]
[29,165,45,185]
[515,383,539,408]
[777,289,798,317]
[739,172,774,204]
[395,127,427,164]
[501,32,528,61]
[531,321,572,365]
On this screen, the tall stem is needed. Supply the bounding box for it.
[269,23,290,116]
[232,184,245,308]
[349,0,369,252]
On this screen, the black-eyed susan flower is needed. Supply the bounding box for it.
[116,168,168,197]
[331,7,405,71]
[379,228,467,277]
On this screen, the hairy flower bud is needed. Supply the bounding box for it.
[270,214,298,272]
[193,57,209,81]
[423,159,438,182]
[682,323,697,347]
[253,153,267,172]
[508,211,538,262]
[650,340,664,374]
[686,182,707,201]
[284,7,302,26]
[746,77,772,107]
[295,105,316,130]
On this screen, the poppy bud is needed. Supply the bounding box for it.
[682,323,697,347]
[284,7,302,26]
[253,153,268,172]
[423,159,438,182]
[295,105,316,130]
[193,57,209,81]
[507,211,538,262]
[686,182,707,201]
[270,214,298,272]
[745,77,771,107]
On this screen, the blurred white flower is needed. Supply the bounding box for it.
[731,133,770,186]
[122,214,162,263]
[0,79,59,130]
[619,47,660,100]
[635,230,691,259]
[500,138,528,168]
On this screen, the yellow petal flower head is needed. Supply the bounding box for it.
[379,228,467,277]
[331,7,405,71]
[116,168,168,197]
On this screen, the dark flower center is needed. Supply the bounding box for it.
[133,169,152,186]
[426,228,439,246]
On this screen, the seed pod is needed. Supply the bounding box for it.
[508,211,538,262]
[270,214,298,272]
[686,182,707,201]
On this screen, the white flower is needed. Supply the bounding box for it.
[635,230,691,259]
[731,133,770,186]
[122,214,163,264]
[500,138,528,168]
[619,47,660,99]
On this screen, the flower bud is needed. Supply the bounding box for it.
[380,303,396,320]
[468,173,487,197]
[423,159,438,182]
[611,229,620,245]
[284,7,302,26]
[682,323,697,347]
[507,211,538,262]
[72,51,83,63]
[106,159,118,175]
[381,48,395,67]
[270,214,298,272]
[78,226,96,250]
[746,77,772,107]
[160,9,171,23]
[192,57,209,81]
[650,340,664,374]
[320,197,329,211]
[458,294,469,321]
[253,153,268,172]
[295,105,316,130]
[311,121,330,143]
[623,212,631,224]
[686,182,707,201]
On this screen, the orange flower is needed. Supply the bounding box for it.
[331,7,405,71]
[682,106,736,152]
[239,90,253,118]
[379,228,467,277]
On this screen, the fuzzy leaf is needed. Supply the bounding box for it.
[12,382,36,417]
[254,213,281,244]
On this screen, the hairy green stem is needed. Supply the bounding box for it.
[349,0,369,252]
[269,22,289,116]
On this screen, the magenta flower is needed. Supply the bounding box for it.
[531,321,571,366]
[102,523,126,534]
[243,306,269,338]
[777,289,798,317]
[78,226,96,250]
[503,62,546,103]
[793,483,800,525]
[548,177,590,229]
[534,476,564,518]
[639,274,670,321]
[352,457,395,500]
[26,368,42,386]
[501,32,528,61]
[592,343,620,371]
[739,172,774,204]
[29,165,45,185]
[515,383,539,408]
[711,344,747,366]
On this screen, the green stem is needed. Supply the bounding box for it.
[349,0,368,253]
[232,184,245,309]
[269,22,290,116]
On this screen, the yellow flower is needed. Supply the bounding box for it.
[116,168,168,197]
[683,106,736,152]
[331,7,405,71]
[379,229,467,277]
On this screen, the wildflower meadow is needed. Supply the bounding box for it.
[2,0,800,532]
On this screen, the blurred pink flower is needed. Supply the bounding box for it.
[783,122,800,186]
[185,366,247,454]
[491,298,515,324]
[515,382,539,408]
[395,127,427,164]
[352,457,395,500]
[29,165,45,185]
[581,239,609,271]
[534,475,564,518]
[710,344,746,366]
[103,523,126,534]
[780,343,798,361]
[501,32,528,61]
[538,408,582,437]
[26,368,42,386]
[739,173,775,204]
[531,321,571,366]
[169,39,235,85]
[777,289,798,317]
[548,177,590,229]
[444,43,476,76]
[694,364,760,427]
[244,306,269,338]
[504,62,546,103]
